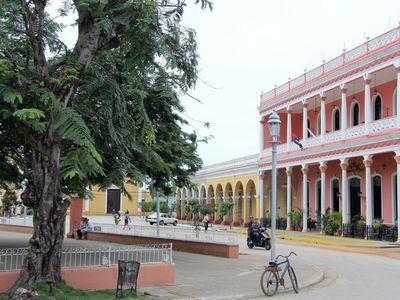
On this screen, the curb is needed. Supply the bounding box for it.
[235,264,324,300]
[280,235,384,248]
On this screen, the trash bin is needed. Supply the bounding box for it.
[116,260,141,298]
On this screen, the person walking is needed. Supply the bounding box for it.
[202,214,209,232]
[123,210,131,230]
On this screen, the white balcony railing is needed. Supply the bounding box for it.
[260,27,400,104]
[263,116,397,158]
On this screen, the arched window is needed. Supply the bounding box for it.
[307,118,311,138]
[317,113,321,135]
[373,94,382,120]
[332,108,340,131]
[351,101,360,126]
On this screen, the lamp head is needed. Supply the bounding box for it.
[268,110,281,141]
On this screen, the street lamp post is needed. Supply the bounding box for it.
[267,110,281,262]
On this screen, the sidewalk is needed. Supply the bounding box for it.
[227,227,400,249]
[0,230,324,300]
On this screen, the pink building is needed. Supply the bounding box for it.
[259,26,400,241]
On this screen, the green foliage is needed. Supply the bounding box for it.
[1,190,17,211]
[141,201,153,213]
[325,222,339,236]
[322,211,342,235]
[372,218,383,230]
[199,203,212,216]
[288,207,303,226]
[219,201,233,217]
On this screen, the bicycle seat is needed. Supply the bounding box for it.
[268,262,276,266]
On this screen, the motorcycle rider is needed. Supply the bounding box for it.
[247,216,254,235]
[251,218,261,244]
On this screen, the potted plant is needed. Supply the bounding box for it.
[331,211,342,236]
[287,210,296,230]
[290,208,303,231]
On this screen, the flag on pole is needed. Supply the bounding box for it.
[292,133,303,150]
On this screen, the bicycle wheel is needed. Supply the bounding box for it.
[260,268,279,296]
[288,266,299,293]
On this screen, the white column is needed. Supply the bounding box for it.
[286,167,292,230]
[286,107,292,151]
[302,164,308,232]
[364,74,371,133]
[395,155,400,242]
[259,117,264,157]
[302,101,308,140]
[319,162,327,233]
[340,159,349,225]
[395,63,400,128]
[340,83,348,135]
[363,156,373,227]
[320,92,326,138]
[259,172,264,219]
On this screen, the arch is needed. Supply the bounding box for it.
[224,183,234,223]
[392,172,397,223]
[207,185,215,221]
[331,107,340,131]
[317,112,321,135]
[234,181,244,225]
[348,176,362,220]
[372,174,382,220]
[200,185,207,205]
[350,100,360,126]
[330,177,340,212]
[393,87,397,116]
[245,180,257,223]
[372,93,383,120]
[215,184,224,221]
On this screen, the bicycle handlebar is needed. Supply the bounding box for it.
[275,252,297,261]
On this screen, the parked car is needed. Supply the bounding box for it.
[146,213,178,226]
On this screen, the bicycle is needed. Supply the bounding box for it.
[260,252,298,296]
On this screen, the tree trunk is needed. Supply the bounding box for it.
[17,139,69,288]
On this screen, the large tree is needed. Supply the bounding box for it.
[0,0,210,289]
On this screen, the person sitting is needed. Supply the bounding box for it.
[77,218,91,240]
[76,217,86,240]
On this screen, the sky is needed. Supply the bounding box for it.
[178,0,400,166]
[54,1,400,167]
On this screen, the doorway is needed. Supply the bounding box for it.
[349,177,361,220]
[107,189,121,214]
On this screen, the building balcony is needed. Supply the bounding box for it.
[261,115,398,161]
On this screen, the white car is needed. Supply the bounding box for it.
[146,213,178,226]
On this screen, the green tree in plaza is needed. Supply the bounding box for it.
[0,0,211,289]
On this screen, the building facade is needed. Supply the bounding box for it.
[259,26,400,239]
[84,183,152,216]
[176,155,259,226]
[181,26,400,241]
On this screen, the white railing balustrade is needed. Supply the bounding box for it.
[261,117,397,159]
[369,116,396,133]
[91,223,239,245]
[0,217,32,227]
[260,27,400,103]
[0,244,172,272]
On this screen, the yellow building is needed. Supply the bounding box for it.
[177,154,262,226]
[84,183,152,216]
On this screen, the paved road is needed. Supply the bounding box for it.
[245,239,400,300]
[2,217,400,300]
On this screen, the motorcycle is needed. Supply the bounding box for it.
[247,227,271,250]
